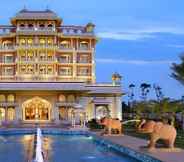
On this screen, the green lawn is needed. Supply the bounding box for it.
[124,125,184,149]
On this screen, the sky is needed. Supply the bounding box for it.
[1,0,184,101]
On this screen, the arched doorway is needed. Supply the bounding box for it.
[22,97,51,122]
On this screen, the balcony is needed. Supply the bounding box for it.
[77,46,92,52]
[57,46,73,52]
[0,101,17,107]
[17,44,57,50]
[0,46,15,52]
[16,27,56,35]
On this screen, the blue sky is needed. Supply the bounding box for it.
[1,0,184,100]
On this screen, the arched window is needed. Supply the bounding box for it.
[67,95,75,102]
[47,66,53,74]
[7,108,15,121]
[39,24,45,29]
[60,40,70,49]
[20,24,25,28]
[59,94,66,102]
[0,95,6,102]
[20,39,26,45]
[80,41,89,49]
[47,38,53,45]
[27,39,33,45]
[39,38,46,45]
[48,24,53,28]
[0,108,5,121]
[7,94,15,102]
[28,24,34,29]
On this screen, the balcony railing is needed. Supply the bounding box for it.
[58,58,72,63]
[58,46,73,51]
[0,46,15,51]
[58,72,72,76]
[17,27,55,32]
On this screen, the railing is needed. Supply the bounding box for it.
[0,46,15,51]
[58,26,94,36]
[58,72,72,76]
[17,27,55,32]
[0,102,17,106]
[0,25,95,36]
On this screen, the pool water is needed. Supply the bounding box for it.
[0,135,34,162]
[0,135,139,162]
[46,135,139,162]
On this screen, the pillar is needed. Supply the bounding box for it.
[116,96,122,120]
[52,105,60,124]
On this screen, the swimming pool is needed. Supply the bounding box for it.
[0,129,161,162]
[46,135,139,162]
[0,134,139,162]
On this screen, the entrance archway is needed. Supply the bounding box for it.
[22,97,51,122]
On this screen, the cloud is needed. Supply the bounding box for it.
[97,32,154,41]
[96,58,175,65]
[167,44,184,48]
[97,26,184,41]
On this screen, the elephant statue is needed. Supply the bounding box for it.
[138,119,177,149]
[100,117,122,135]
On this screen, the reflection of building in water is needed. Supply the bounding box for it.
[21,135,34,162]
[0,9,123,125]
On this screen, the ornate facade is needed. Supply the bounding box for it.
[0,9,122,125]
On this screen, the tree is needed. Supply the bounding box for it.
[128,84,135,108]
[153,84,164,102]
[172,55,184,84]
[140,83,151,101]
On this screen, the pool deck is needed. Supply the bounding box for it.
[94,132,184,162]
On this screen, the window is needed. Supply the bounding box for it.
[20,65,26,74]
[28,24,34,29]
[20,39,26,45]
[4,54,13,63]
[39,52,46,61]
[59,67,72,76]
[59,55,71,63]
[27,65,34,74]
[20,52,26,61]
[20,24,25,27]
[39,38,46,45]
[0,95,6,102]
[27,51,34,61]
[39,65,46,74]
[7,94,15,102]
[60,41,70,49]
[39,24,45,29]
[77,54,89,63]
[27,39,33,45]
[79,41,89,50]
[48,24,53,28]
[4,67,14,75]
[47,52,53,61]
[47,38,53,45]
[78,67,90,76]
[7,108,15,121]
[0,108,5,121]
[59,94,66,102]
[47,66,53,75]
[67,95,75,102]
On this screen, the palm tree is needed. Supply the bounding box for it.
[128,84,135,108]
[153,84,164,102]
[140,83,151,101]
[171,55,184,85]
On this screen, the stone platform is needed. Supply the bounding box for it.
[95,132,184,162]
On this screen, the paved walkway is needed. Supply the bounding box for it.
[96,133,184,162]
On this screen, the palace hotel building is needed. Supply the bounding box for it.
[0,9,122,124]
